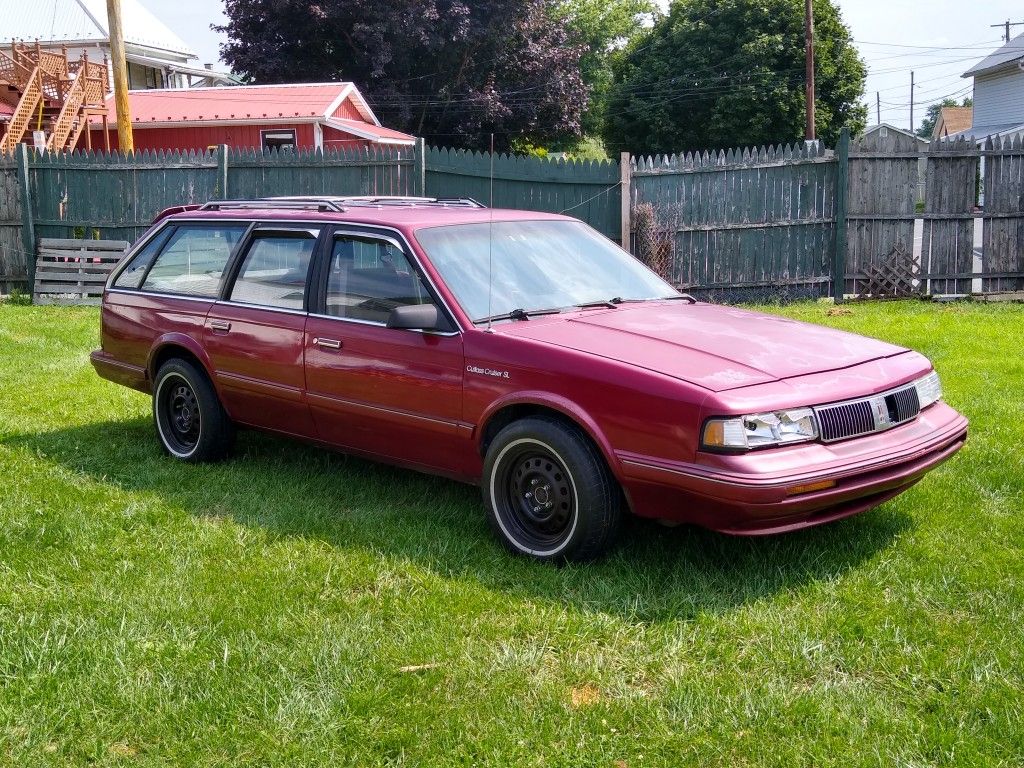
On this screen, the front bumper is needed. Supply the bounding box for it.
[617,402,968,534]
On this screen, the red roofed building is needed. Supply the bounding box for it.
[85,82,416,152]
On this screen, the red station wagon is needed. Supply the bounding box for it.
[91,197,968,561]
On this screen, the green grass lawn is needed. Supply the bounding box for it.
[1,300,1022,766]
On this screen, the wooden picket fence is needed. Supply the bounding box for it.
[2,133,1023,302]
[425,147,621,241]
[630,142,837,300]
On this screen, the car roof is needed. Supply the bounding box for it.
[163,204,574,231]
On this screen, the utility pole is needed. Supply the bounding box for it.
[106,0,133,152]
[990,20,1024,42]
[876,92,880,126]
[804,0,816,141]
[909,70,914,134]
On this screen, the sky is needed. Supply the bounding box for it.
[147,0,1022,134]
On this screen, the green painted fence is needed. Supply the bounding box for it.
[25,145,418,247]
[426,147,622,241]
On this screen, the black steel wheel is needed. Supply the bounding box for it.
[153,358,234,462]
[483,416,622,562]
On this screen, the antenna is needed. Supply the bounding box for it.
[486,133,495,332]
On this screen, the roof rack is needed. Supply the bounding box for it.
[268,195,487,209]
[200,199,345,212]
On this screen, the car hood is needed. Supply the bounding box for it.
[501,302,909,392]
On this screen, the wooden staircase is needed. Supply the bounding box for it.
[0,43,109,154]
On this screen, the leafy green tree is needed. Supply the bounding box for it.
[217,0,588,151]
[601,0,866,155]
[916,97,973,139]
[554,0,657,136]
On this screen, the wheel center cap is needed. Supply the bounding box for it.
[533,486,550,505]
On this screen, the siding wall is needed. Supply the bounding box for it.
[86,123,318,152]
[973,68,1024,129]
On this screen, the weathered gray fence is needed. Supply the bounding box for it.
[425,148,622,241]
[982,136,1024,293]
[631,143,837,300]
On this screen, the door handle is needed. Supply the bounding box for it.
[210,320,231,332]
[313,337,342,350]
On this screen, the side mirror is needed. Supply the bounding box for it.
[386,303,452,332]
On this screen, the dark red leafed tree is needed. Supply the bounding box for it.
[216,0,588,151]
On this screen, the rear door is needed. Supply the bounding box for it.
[304,227,467,474]
[204,225,322,438]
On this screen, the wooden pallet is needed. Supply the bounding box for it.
[34,238,129,305]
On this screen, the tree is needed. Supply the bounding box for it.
[601,0,867,155]
[216,0,588,151]
[553,0,656,137]
[916,97,973,139]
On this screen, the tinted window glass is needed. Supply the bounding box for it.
[325,235,432,323]
[112,227,173,289]
[140,225,247,297]
[229,232,317,310]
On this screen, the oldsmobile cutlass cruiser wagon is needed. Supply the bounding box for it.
[92,197,968,561]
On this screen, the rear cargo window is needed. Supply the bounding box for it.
[139,225,247,298]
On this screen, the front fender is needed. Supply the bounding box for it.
[475,390,624,482]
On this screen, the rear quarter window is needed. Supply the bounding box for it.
[138,225,247,298]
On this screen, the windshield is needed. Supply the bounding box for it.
[414,219,678,322]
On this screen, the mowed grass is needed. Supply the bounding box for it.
[0,300,1022,767]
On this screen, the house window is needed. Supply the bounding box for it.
[261,129,297,151]
[126,61,165,89]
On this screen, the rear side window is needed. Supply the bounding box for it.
[112,227,173,289]
[229,231,318,310]
[139,225,247,298]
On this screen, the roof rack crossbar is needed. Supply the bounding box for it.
[200,199,345,212]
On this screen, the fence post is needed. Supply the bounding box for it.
[832,127,850,303]
[216,144,229,199]
[620,151,631,251]
[15,143,36,296]
[414,137,426,197]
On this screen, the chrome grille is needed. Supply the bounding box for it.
[814,384,921,444]
[816,399,876,442]
[886,385,920,424]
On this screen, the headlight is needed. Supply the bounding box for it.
[702,408,818,451]
[914,371,942,409]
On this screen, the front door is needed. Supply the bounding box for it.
[204,225,321,438]
[304,228,466,474]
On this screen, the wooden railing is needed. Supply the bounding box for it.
[46,72,86,152]
[0,67,43,154]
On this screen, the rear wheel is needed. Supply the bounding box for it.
[483,416,622,562]
[153,358,234,462]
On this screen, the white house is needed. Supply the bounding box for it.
[0,0,236,89]
[959,32,1024,142]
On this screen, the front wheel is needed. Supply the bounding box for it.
[482,417,622,562]
[153,358,234,462]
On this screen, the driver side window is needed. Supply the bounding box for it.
[325,234,434,324]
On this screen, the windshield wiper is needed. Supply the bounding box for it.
[576,293,698,309]
[575,298,622,309]
[474,307,561,324]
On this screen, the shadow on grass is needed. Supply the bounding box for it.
[4,417,912,622]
